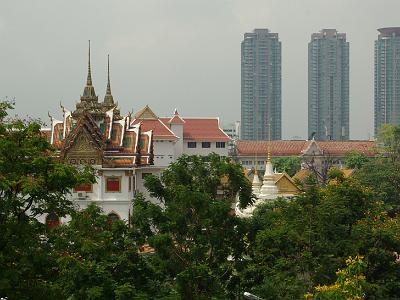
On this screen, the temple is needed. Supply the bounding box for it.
[41,42,230,225]
[41,42,153,223]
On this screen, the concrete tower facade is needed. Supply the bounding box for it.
[308,29,349,140]
[241,29,281,140]
[374,27,400,135]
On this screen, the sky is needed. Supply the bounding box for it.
[0,0,399,139]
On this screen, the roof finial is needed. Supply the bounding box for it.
[103,54,115,106]
[267,123,271,162]
[106,54,111,95]
[254,141,258,172]
[87,40,92,86]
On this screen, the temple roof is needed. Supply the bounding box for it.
[236,140,376,157]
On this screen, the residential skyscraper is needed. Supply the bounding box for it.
[308,29,349,140]
[241,29,281,140]
[374,27,400,135]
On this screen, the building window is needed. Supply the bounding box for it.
[142,173,152,180]
[46,212,60,230]
[74,183,93,193]
[105,176,121,193]
[202,142,211,148]
[187,142,197,148]
[216,142,225,148]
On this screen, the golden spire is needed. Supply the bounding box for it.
[106,54,111,95]
[87,40,92,86]
[267,123,271,162]
[104,54,115,105]
[254,141,258,171]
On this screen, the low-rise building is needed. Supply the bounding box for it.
[234,139,376,171]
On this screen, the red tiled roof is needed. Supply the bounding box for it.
[236,140,309,156]
[168,115,186,124]
[236,140,377,157]
[181,118,231,142]
[315,141,376,156]
[131,118,177,140]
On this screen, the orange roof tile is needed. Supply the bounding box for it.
[315,141,376,156]
[236,140,309,156]
[182,118,231,142]
[236,140,377,157]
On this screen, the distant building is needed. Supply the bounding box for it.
[374,27,400,135]
[234,139,376,171]
[222,121,240,141]
[241,29,281,140]
[308,29,349,140]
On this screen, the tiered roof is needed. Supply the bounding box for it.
[46,43,153,167]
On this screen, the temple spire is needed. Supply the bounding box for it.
[267,123,271,162]
[87,40,92,86]
[103,54,114,106]
[81,40,97,100]
[106,54,111,95]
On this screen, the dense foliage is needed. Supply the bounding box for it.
[272,156,302,177]
[1,101,400,299]
[131,154,253,299]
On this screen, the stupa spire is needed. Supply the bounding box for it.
[81,40,97,100]
[87,40,92,86]
[103,54,114,105]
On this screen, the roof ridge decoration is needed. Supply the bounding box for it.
[168,108,186,124]
[134,105,158,120]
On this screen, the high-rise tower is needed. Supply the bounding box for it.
[241,29,281,140]
[308,29,349,140]
[374,27,400,135]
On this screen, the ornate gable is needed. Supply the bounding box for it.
[60,113,105,165]
[134,105,158,120]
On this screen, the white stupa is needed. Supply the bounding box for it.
[258,154,278,199]
[236,142,279,218]
[251,169,262,197]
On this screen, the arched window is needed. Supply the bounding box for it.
[46,212,60,230]
[107,212,120,225]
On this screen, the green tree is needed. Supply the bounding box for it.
[344,151,370,170]
[353,158,400,207]
[131,154,252,299]
[49,204,165,299]
[377,124,400,161]
[272,156,302,177]
[305,255,368,300]
[0,100,94,299]
[241,177,378,299]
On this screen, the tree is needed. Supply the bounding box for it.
[49,204,165,299]
[353,158,400,208]
[305,255,368,300]
[131,154,252,299]
[377,124,400,161]
[0,100,94,299]
[272,156,302,177]
[241,177,378,299]
[344,151,370,170]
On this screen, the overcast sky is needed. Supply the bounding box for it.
[1,0,399,139]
